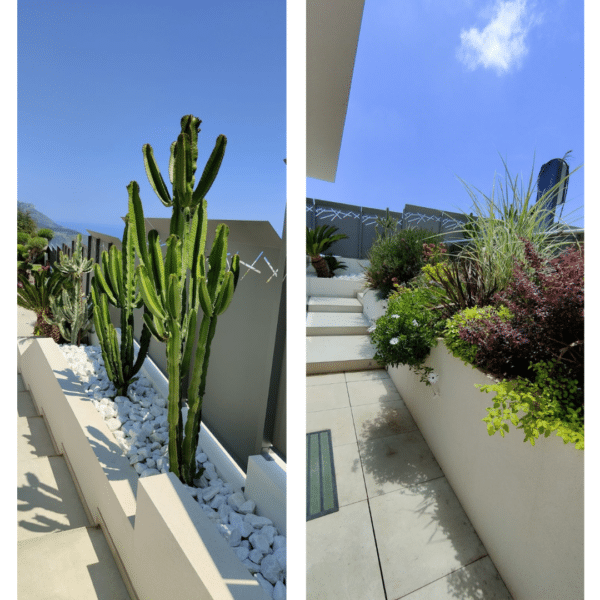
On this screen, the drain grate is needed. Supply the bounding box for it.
[307,429,339,520]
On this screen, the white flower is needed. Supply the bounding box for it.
[427,372,439,385]
[367,324,376,333]
[390,337,399,345]
[391,314,400,319]
[412,319,419,327]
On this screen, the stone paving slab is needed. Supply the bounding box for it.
[307,381,350,412]
[331,442,368,507]
[307,500,386,600]
[18,390,38,418]
[18,525,131,600]
[352,398,419,442]
[369,477,488,600]
[358,431,444,497]
[344,369,387,382]
[18,415,56,459]
[306,406,356,447]
[307,296,364,312]
[18,455,91,542]
[346,377,402,406]
[403,556,513,600]
[306,372,347,386]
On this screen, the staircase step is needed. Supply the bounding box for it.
[306,312,371,336]
[18,526,131,599]
[307,297,363,313]
[307,335,380,375]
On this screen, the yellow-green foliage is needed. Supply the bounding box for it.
[443,305,512,365]
[479,360,583,449]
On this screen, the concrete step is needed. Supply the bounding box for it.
[307,276,366,298]
[307,296,364,313]
[18,525,131,599]
[306,312,371,336]
[307,335,381,375]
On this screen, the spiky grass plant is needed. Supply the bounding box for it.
[454,154,582,292]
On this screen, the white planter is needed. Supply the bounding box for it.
[387,342,583,600]
[17,336,278,600]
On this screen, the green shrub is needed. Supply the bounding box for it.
[479,360,583,449]
[364,227,439,298]
[444,305,512,366]
[370,286,445,383]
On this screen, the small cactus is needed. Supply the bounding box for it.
[91,218,152,397]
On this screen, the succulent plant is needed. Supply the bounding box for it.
[306,225,348,277]
[128,115,239,485]
[45,234,94,346]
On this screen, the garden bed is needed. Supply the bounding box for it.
[387,341,583,600]
[17,335,286,600]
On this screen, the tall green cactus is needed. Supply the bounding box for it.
[46,234,94,346]
[90,218,153,397]
[128,115,239,485]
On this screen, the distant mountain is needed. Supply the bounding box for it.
[17,202,85,249]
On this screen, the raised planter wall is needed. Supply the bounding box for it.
[387,342,584,600]
[17,336,275,600]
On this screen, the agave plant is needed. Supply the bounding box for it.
[306,225,348,278]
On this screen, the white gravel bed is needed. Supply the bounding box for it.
[60,342,286,600]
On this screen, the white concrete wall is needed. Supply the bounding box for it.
[17,338,271,600]
[387,343,584,600]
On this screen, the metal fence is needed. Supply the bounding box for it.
[306,198,469,259]
[42,222,286,470]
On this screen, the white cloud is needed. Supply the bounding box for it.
[457,0,538,75]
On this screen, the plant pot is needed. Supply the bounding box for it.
[18,336,280,600]
[387,341,583,600]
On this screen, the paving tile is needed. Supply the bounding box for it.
[306,372,347,386]
[370,477,487,599]
[358,430,443,497]
[307,382,351,413]
[18,416,56,459]
[346,377,401,406]
[18,455,91,541]
[331,442,367,506]
[18,525,131,600]
[307,501,386,600]
[352,398,418,442]
[402,556,513,600]
[345,369,388,382]
[18,391,38,418]
[306,407,357,447]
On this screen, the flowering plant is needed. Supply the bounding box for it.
[370,287,445,384]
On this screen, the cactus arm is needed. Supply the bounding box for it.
[143,144,172,207]
[173,132,193,208]
[127,181,150,267]
[131,315,153,374]
[213,271,235,315]
[93,262,119,306]
[168,141,176,185]
[198,276,213,317]
[147,230,166,303]
[206,224,229,301]
[183,314,218,482]
[136,264,167,322]
[143,310,166,341]
[180,307,197,376]
[166,273,182,320]
[192,135,227,204]
[166,317,182,479]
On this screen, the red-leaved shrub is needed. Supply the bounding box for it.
[457,240,583,397]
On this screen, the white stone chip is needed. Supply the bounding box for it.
[245,514,273,528]
[228,492,246,511]
[238,499,256,514]
[273,581,286,600]
[260,554,283,585]
[249,532,271,554]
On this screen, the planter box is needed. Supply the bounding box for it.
[17,336,281,600]
[387,342,583,600]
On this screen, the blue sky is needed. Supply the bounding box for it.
[18,0,286,238]
[306,0,584,228]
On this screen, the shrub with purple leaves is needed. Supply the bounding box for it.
[457,240,583,396]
